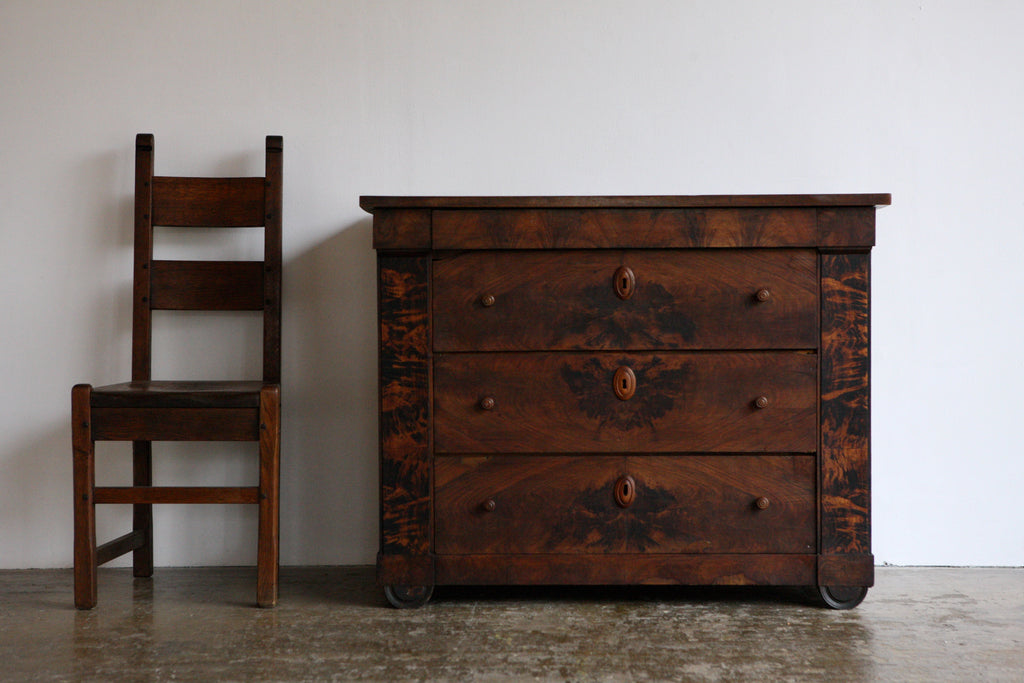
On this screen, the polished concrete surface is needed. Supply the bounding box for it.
[0,567,1021,681]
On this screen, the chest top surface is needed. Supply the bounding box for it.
[362,194,889,251]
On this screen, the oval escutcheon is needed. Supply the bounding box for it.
[613,266,636,300]
[614,475,637,508]
[613,366,637,400]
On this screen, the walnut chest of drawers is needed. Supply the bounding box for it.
[362,194,888,609]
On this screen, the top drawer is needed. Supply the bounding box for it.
[433,249,818,351]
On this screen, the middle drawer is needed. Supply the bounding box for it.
[434,352,817,453]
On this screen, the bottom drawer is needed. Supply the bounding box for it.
[435,455,815,555]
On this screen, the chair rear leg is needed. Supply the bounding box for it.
[72,385,97,609]
[256,386,281,607]
[132,440,154,577]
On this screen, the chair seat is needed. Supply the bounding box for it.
[90,381,272,409]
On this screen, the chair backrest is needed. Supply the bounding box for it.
[131,134,282,383]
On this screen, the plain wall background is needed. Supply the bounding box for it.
[2,0,1022,569]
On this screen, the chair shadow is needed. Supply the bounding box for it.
[280,218,378,572]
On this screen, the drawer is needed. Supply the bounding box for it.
[434,455,816,554]
[434,352,817,453]
[433,249,818,351]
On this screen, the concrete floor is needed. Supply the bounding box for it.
[0,567,1021,682]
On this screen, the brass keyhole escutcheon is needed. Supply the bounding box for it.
[613,266,636,300]
[614,475,637,508]
[613,366,637,400]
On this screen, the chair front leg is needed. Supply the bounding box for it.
[72,385,97,609]
[132,440,154,577]
[256,385,281,607]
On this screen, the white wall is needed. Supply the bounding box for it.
[1,0,1021,568]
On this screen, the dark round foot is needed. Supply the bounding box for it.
[384,584,434,609]
[812,585,868,610]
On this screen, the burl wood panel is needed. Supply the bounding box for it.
[432,208,818,249]
[435,455,815,554]
[434,249,818,351]
[820,252,871,557]
[817,208,875,248]
[378,255,432,558]
[434,352,818,453]
[371,208,431,250]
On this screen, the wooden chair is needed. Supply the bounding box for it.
[72,134,283,608]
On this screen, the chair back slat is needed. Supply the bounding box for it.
[151,177,266,227]
[149,260,264,310]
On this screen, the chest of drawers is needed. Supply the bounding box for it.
[362,194,888,609]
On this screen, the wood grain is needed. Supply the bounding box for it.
[72,384,96,609]
[820,252,871,556]
[434,352,818,453]
[90,381,265,408]
[818,553,874,586]
[90,407,259,441]
[96,530,146,567]
[263,136,283,383]
[377,255,432,561]
[432,208,818,249]
[151,176,266,227]
[149,260,265,310]
[434,249,818,351]
[435,553,817,586]
[132,440,153,577]
[257,384,280,607]
[435,455,815,554]
[371,208,431,250]
[132,134,155,382]
[94,487,261,504]
[817,207,875,248]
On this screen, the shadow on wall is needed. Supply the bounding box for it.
[1,148,135,569]
[282,218,378,565]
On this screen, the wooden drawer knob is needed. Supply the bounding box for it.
[480,294,496,307]
[479,396,496,411]
[754,395,770,409]
[613,266,636,300]
[482,498,496,513]
[755,288,771,302]
[755,496,770,510]
[614,475,636,508]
